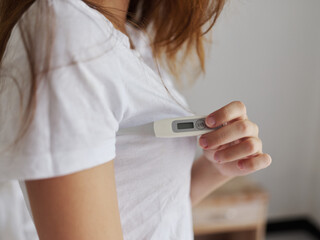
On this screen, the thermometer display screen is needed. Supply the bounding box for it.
[177,122,194,130]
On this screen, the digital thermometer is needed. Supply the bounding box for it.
[154,115,224,138]
[116,115,225,138]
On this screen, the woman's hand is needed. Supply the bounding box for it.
[198,101,272,177]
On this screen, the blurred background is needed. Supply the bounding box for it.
[181,0,320,239]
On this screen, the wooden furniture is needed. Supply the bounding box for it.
[192,177,269,240]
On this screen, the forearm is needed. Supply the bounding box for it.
[190,154,234,207]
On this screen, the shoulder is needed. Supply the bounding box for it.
[5,0,128,70]
[20,0,121,42]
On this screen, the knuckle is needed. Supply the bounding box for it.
[244,154,271,172]
[257,138,263,151]
[237,120,250,134]
[234,101,246,114]
[220,108,230,120]
[253,123,259,135]
[245,138,258,153]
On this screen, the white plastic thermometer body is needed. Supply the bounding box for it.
[154,115,224,138]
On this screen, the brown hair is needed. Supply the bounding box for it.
[128,0,225,81]
[0,0,226,149]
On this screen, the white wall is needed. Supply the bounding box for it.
[311,75,320,227]
[179,0,320,223]
[310,12,320,226]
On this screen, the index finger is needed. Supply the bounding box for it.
[205,101,248,128]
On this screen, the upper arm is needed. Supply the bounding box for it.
[25,160,123,240]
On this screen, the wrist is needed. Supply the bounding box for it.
[200,153,235,182]
[190,154,235,206]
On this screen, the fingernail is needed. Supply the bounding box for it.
[214,152,221,163]
[206,116,216,127]
[199,137,208,148]
[238,160,245,170]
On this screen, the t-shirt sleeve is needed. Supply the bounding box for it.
[0,0,127,180]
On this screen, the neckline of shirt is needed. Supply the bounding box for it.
[69,0,195,115]
[75,0,135,51]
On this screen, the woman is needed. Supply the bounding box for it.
[0,0,272,239]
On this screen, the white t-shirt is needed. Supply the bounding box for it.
[0,0,198,239]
